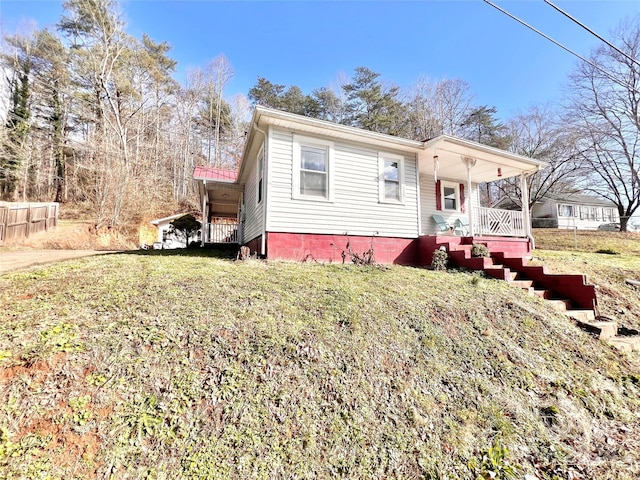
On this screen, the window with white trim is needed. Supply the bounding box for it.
[440,181,460,211]
[558,204,574,217]
[379,153,404,203]
[293,135,333,201]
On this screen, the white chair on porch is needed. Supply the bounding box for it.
[454,218,469,236]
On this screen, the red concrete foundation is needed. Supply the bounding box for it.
[244,232,532,267]
[265,232,418,265]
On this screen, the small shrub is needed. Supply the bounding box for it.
[431,249,449,271]
[334,233,377,266]
[471,244,490,258]
[595,248,618,255]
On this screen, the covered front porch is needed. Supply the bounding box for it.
[194,166,242,245]
[417,135,546,240]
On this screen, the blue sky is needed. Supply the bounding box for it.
[1,0,639,119]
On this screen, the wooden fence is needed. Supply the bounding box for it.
[0,202,59,243]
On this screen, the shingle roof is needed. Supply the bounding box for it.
[544,192,615,207]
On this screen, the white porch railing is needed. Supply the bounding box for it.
[205,219,238,243]
[473,206,526,237]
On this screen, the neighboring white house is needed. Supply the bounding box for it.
[530,193,619,230]
[194,107,548,264]
[149,213,200,249]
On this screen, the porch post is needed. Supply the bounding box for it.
[520,173,531,238]
[466,158,475,236]
[201,180,208,246]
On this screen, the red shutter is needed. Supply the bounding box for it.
[435,180,442,210]
[459,183,465,213]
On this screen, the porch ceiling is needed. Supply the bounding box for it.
[204,182,242,217]
[419,135,547,183]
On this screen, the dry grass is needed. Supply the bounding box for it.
[1,251,640,479]
[533,229,640,330]
[533,228,640,255]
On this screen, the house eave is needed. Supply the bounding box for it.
[420,135,548,183]
[237,107,550,185]
[253,106,424,152]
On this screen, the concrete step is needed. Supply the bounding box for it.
[510,279,534,289]
[534,289,553,299]
[484,264,504,270]
[608,336,640,352]
[546,299,572,311]
[565,309,597,322]
[573,318,617,340]
[484,267,511,281]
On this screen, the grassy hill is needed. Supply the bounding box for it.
[1,240,640,479]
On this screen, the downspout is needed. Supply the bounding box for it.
[253,123,268,257]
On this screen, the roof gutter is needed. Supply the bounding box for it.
[423,134,548,170]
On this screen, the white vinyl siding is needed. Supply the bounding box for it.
[420,175,479,235]
[265,128,419,238]
[242,144,265,243]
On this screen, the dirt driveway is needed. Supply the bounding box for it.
[0,250,119,274]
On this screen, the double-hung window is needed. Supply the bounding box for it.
[440,181,460,211]
[300,145,327,197]
[558,204,574,217]
[379,153,404,203]
[293,135,333,201]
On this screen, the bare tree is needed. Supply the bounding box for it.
[565,18,640,231]
[404,77,473,140]
[208,55,233,166]
[497,105,587,209]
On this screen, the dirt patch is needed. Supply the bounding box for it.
[0,352,67,385]
[2,220,135,251]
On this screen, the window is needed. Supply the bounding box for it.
[257,146,264,204]
[379,153,404,203]
[300,145,327,197]
[293,135,333,201]
[558,204,574,217]
[440,181,460,211]
[579,206,588,220]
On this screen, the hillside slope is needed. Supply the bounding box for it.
[1,253,639,479]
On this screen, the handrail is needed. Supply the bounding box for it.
[473,206,525,237]
[205,219,238,243]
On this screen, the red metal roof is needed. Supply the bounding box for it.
[193,166,238,182]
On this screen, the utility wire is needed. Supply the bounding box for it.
[543,0,640,68]
[482,0,639,94]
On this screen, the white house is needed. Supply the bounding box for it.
[532,193,619,230]
[149,213,200,249]
[194,107,548,264]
